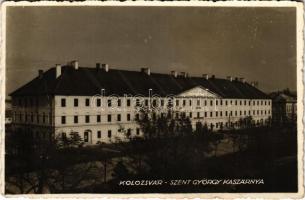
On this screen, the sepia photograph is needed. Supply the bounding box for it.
[1,1,304,198]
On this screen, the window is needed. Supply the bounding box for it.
[244,100,246,105]
[97,131,101,138]
[197,112,200,118]
[183,100,186,106]
[145,99,149,106]
[216,100,218,106]
[204,112,207,117]
[85,98,90,106]
[235,111,237,116]
[152,99,157,107]
[197,100,200,106]
[189,100,192,106]
[85,115,90,123]
[220,111,222,117]
[96,99,101,107]
[204,100,207,106]
[127,99,131,107]
[136,128,140,135]
[225,100,228,106]
[189,112,192,118]
[97,115,101,122]
[249,110,251,115]
[253,101,255,106]
[210,100,213,106]
[161,100,164,106]
[235,100,237,106]
[136,99,140,106]
[108,130,112,138]
[61,98,66,107]
[135,114,139,120]
[216,111,218,117]
[118,99,121,107]
[74,116,78,124]
[225,111,228,116]
[220,100,223,106]
[127,129,131,136]
[210,112,213,117]
[244,111,246,115]
[61,116,66,124]
[74,98,78,107]
[117,114,121,121]
[176,100,179,106]
[127,114,131,121]
[108,114,112,122]
[108,99,112,107]
[240,111,242,116]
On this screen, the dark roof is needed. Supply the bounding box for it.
[10,66,269,99]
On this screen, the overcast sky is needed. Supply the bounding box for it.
[6,6,296,97]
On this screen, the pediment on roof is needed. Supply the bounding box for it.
[177,86,220,98]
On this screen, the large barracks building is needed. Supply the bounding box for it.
[10,61,272,144]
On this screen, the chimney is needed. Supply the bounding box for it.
[38,70,43,79]
[96,63,101,70]
[227,76,233,82]
[56,64,61,78]
[240,77,246,83]
[71,60,79,70]
[101,64,109,72]
[141,67,150,75]
[202,74,209,80]
[171,70,178,78]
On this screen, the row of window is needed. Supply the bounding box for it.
[59,98,272,108]
[14,112,52,124]
[59,110,271,124]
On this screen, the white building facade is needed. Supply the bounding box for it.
[10,62,272,145]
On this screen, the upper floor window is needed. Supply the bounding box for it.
[216,100,218,106]
[183,100,186,106]
[210,100,213,106]
[61,98,66,107]
[220,100,223,106]
[197,100,200,106]
[145,99,149,106]
[96,99,101,107]
[189,100,192,106]
[161,99,165,106]
[117,114,121,122]
[127,114,131,121]
[108,130,112,138]
[74,98,78,107]
[108,99,112,107]
[117,99,121,107]
[127,99,131,107]
[108,114,112,122]
[176,100,179,106]
[85,98,90,106]
[85,115,90,123]
[97,115,101,122]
